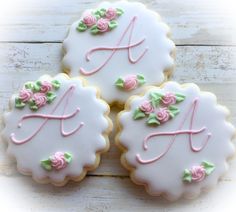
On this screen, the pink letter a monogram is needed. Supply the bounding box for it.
[11,85,84,145]
[136,98,212,164]
[80,16,149,76]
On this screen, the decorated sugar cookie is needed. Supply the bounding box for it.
[116,82,235,200]
[63,1,175,104]
[2,74,112,185]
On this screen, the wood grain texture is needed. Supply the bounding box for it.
[0,0,235,45]
[0,175,236,212]
[0,0,236,211]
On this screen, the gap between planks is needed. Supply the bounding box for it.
[1,41,236,47]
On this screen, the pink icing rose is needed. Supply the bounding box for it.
[40,81,52,93]
[162,92,176,106]
[156,107,170,123]
[97,18,109,32]
[191,165,206,182]
[124,75,138,91]
[83,14,97,27]
[140,101,154,114]
[33,93,47,108]
[50,152,67,170]
[105,8,117,20]
[19,89,33,102]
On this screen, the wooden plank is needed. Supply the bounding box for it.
[0,175,236,211]
[173,46,236,83]
[0,0,235,45]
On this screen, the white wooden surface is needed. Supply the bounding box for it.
[0,0,236,211]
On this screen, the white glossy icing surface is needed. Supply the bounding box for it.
[63,1,175,104]
[2,74,111,185]
[117,82,235,200]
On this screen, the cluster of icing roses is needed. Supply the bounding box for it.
[183,161,215,183]
[41,152,73,171]
[133,92,185,126]
[77,7,124,34]
[15,79,61,111]
[115,74,146,91]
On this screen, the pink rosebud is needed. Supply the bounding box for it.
[191,165,206,182]
[19,89,33,103]
[50,152,67,171]
[123,75,138,91]
[40,81,52,93]
[83,14,97,27]
[105,8,117,20]
[33,93,47,108]
[162,92,176,106]
[140,101,154,114]
[156,107,170,123]
[97,18,109,32]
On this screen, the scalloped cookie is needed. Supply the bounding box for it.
[63,1,175,105]
[116,81,235,200]
[2,73,112,185]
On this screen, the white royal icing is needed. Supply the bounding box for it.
[117,82,235,200]
[2,74,111,185]
[63,1,175,104]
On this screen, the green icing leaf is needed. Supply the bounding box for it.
[168,105,180,117]
[99,8,106,17]
[175,93,186,103]
[30,105,38,111]
[28,100,38,111]
[137,74,146,85]
[94,14,101,19]
[94,8,106,17]
[202,161,215,175]
[15,98,26,109]
[115,78,124,88]
[109,20,118,30]
[41,159,52,171]
[94,10,101,17]
[183,169,192,182]
[116,8,124,16]
[51,80,61,90]
[151,98,159,108]
[147,113,160,126]
[64,152,73,163]
[33,84,41,92]
[24,82,34,90]
[133,108,145,120]
[90,25,100,34]
[77,21,88,32]
[175,93,185,98]
[46,92,57,103]
[168,111,175,119]
[150,92,164,99]
[150,92,163,107]
[36,81,42,86]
